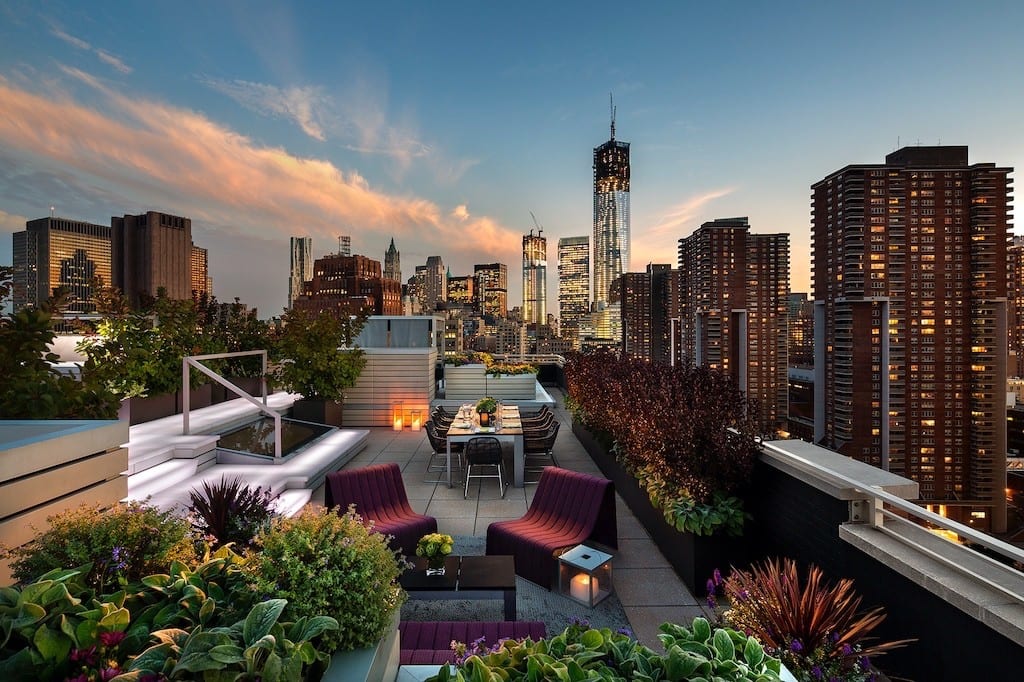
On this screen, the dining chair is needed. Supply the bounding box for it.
[523,421,560,482]
[463,436,506,499]
[424,420,464,484]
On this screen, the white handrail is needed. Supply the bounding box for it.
[181,350,282,458]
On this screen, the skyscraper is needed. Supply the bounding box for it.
[12,216,112,311]
[288,236,313,310]
[337,235,351,256]
[593,108,630,307]
[422,256,446,312]
[558,236,590,335]
[111,211,194,306]
[1008,236,1024,378]
[190,244,210,299]
[619,263,681,364]
[474,263,508,317]
[787,293,814,367]
[812,146,1011,532]
[678,217,790,433]
[522,229,547,325]
[293,253,401,317]
[384,237,401,283]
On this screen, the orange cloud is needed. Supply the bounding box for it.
[0,70,519,268]
[630,188,735,269]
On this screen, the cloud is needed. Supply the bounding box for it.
[646,188,736,237]
[48,26,133,74]
[51,27,91,51]
[0,208,27,234]
[630,188,735,270]
[451,204,470,221]
[0,69,520,311]
[95,50,132,75]
[200,77,327,141]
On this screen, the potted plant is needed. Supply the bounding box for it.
[565,349,759,594]
[475,396,498,427]
[208,296,271,402]
[416,532,454,575]
[271,307,367,426]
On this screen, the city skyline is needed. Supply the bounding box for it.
[1,2,1023,315]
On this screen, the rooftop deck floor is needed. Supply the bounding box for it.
[321,387,706,649]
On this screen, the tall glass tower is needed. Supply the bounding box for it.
[522,229,547,325]
[288,236,313,309]
[592,108,630,307]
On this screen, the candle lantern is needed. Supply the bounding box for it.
[558,544,614,607]
[411,409,422,431]
[392,402,404,431]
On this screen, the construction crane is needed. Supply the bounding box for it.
[529,211,543,236]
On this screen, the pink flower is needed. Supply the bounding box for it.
[99,631,127,647]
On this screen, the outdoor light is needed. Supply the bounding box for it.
[392,402,404,431]
[411,409,422,431]
[558,544,613,607]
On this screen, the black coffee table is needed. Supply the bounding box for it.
[401,555,516,620]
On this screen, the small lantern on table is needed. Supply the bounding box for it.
[558,544,614,607]
[392,401,404,431]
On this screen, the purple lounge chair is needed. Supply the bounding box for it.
[325,462,436,559]
[486,467,617,589]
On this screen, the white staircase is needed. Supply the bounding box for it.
[124,394,367,516]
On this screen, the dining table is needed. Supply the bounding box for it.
[444,404,526,488]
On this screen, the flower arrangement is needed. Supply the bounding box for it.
[475,397,498,414]
[485,362,538,377]
[416,532,454,568]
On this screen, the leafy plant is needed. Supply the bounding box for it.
[0,283,119,419]
[270,307,367,402]
[445,351,492,366]
[475,396,497,414]
[0,566,134,681]
[247,506,405,652]
[117,598,338,681]
[188,476,279,551]
[429,618,782,681]
[3,502,198,591]
[125,545,256,636]
[485,362,537,377]
[721,558,913,681]
[564,349,760,536]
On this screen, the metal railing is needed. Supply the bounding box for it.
[182,350,283,458]
[759,438,1024,608]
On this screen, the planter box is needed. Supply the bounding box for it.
[573,420,748,596]
[444,364,536,400]
[211,377,265,403]
[176,384,213,413]
[320,611,400,682]
[292,399,344,427]
[120,392,177,425]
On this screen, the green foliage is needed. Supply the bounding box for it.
[125,546,256,638]
[210,297,271,378]
[247,506,405,653]
[78,289,227,398]
[474,396,498,414]
[3,502,198,592]
[0,302,119,419]
[429,618,781,682]
[565,350,760,536]
[270,308,367,401]
[188,477,279,551]
[118,597,338,681]
[484,361,538,377]
[445,351,492,366]
[0,566,134,681]
[722,558,912,681]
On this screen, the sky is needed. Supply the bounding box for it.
[1,1,1023,317]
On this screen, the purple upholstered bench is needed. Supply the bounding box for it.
[325,462,437,559]
[486,467,617,589]
[398,620,547,666]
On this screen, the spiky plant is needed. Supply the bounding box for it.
[188,476,278,550]
[722,558,912,681]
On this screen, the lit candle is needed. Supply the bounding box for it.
[393,415,403,431]
[570,573,598,602]
[411,411,422,431]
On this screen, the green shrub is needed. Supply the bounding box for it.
[120,598,337,681]
[430,618,782,681]
[4,502,198,591]
[248,506,405,652]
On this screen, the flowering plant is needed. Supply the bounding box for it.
[416,532,454,562]
[485,362,537,377]
[475,397,498,414]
